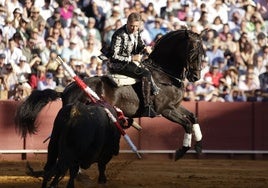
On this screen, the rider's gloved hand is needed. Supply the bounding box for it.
[131,54,142,62]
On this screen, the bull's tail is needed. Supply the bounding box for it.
[15,89,60,138]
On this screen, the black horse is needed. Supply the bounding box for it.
[41,102,122,188]
[15,29,205,160]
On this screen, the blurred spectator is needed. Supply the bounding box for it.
[144,2,158,21]
[211,16,224,33]
[12,7,23,29]
[81,38,101,65]
[184,82,196,101]
[0,29,6,50]
[85,17,102,43]
[39,0,54,21]
[103,6,121,33]
[0,53,6,75]
[72,7,88,27]
[147,18,166,41]
[2,16,16,41]
[48,22,66,49]
[13,55,31,76]
[22,0,34,17]
[65,23,85,50]
[54,65,69,91]
[73,60,87,78]
[59,0,75,26]
[131,0,145,13]
[40,36,57,66]
[47,8,67,29]
[103,19,122,48]
[45,50,59,74]
[200,56,210,81]
[160,0,177,20]
[259,64,268,92]
[221,32,237,54]
[206,39,224,66]
[29,65,46,89]
[3,63,18,98]
[253,55,266,76]
[5,0,22,16]
[85,55,100,77]
[54,65,67,88]
[82,1,106,32]
[4,38,23,64]
[27,6,46,32]
[255,33,268,54]
[195,77,216,101]
[204,64,223,88]
[61,38,81,62]
[0,75,7,91]
[238,73,260,91]
[37,72,56,90]
[29,28,46,50]
[16,16,30,46]
[225,87,247,102]
[223,66,239,88]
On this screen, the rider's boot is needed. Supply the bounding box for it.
[141,77,157,118]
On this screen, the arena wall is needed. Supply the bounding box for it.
[0,100,267,160]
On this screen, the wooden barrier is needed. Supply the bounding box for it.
[0,100,267,160]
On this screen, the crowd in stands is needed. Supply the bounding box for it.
[0,0,267,102]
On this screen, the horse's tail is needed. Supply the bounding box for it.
[15,89,60,138]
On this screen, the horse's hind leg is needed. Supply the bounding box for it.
[177,105,203,154]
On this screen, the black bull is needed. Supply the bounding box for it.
[41,102,122,188]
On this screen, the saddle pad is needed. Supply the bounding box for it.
[109,74,138,86]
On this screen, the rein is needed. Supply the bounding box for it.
[142,61,183,84]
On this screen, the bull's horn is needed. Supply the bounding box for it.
[132,121,142,131]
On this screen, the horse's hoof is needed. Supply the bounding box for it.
[194,141,202,154]
[174,146,190,161]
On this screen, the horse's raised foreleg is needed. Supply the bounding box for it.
[161,108,193,160]
[177,105,203,154]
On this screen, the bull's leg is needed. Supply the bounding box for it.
[161,108,193,161]
[177,105,203,154]
[66,165,79,188]
[97,155,113,184]
[98,162,107,184]
[49,162,67,188]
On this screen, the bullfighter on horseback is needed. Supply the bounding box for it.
[107,12,160,117]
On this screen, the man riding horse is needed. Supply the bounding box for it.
[107,12,160,117]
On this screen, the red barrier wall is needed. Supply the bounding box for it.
[198,102,253,150]
[0,100,267,160]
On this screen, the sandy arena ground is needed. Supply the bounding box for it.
[0,156,267,188]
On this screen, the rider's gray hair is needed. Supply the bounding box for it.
[127,12,142,23]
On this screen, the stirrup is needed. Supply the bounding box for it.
[152,86,160,95]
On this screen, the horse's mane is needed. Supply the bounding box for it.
[148,29,204,79]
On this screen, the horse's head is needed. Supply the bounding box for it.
[149,29,205,83]
[184,30,206,82]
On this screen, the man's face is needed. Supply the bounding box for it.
[127,21,140,34]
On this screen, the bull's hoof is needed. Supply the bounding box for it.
[98,176,107,184]
[174,146,190,161]
[26,161,44,178]
[194,141,202,154]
